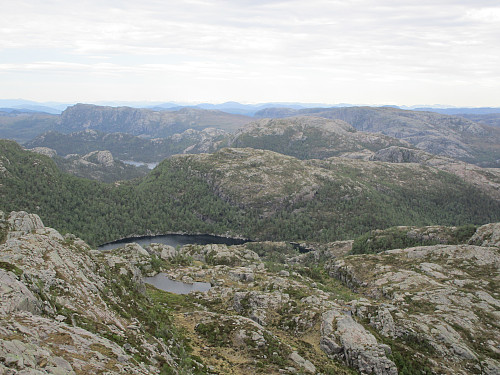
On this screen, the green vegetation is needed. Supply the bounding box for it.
[363,322,434,375]
[0,113,58,143]
[2,139,499,247]
[0,261,23,277]
[52,154,150,182]
[351,224,478,254]
[26,129,222,163]
[195,321,236,347]
[98,269,204,373]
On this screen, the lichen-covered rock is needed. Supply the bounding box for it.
[228,267,254,283]
[28,147,57,158]
[0,312,150,374]
[81,150,115,167]
[147,243,178,260]
[0,269,41,315]
[469,222,500,247]
[6,211,45,239]
[320,308,398,375]
[180,243,260,266]
[289,351,316,374]
[330,243,500,374]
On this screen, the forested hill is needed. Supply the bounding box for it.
[25,128,227,163]
[2,139,500,246]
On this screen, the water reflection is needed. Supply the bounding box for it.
[144,273,211,294]
[98,234,247,251]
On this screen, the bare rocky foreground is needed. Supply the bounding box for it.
[1,211,499,374]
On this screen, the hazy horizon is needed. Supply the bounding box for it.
[1,1,499,106]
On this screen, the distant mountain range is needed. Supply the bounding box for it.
[2,98,500,116]
[3,102,500,167]
[254,106,500,167]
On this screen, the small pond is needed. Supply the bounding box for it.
[122,160,159,169]
[144,273,211,294]
[98,234,248,251]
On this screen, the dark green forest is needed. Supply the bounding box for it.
[2,139,500,247]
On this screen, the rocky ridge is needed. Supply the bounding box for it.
[26,128,229,163]
[328,230,500,374]
[225,117,410,160]
[254,106,500,166]
[1,211,500,374]
[367,146,500,200]
[28,147,150,182]
[0,211,182,374]
[58,104,251,138]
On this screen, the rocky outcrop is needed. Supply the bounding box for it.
[233,291,289,326]
[329,242,500,374]
[6,211,45,238]
[28,146,57,157]
[0,212,179,374]
[58,104,251,137]
[227,116,409,160]
[0,312,149,374]
[81,150,115,167]
[149,242,260,267]
[369,146,426,163]
[54,149,149,182]
[0,269,42,315]
[321,308,397,375]
[469,222,500,247]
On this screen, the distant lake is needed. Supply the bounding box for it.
[144,273,211,294]
[98,233,248,251]
[122,160,158,169]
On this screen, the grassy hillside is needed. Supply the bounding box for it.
[2,140,500,246]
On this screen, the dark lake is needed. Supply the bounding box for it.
[98,234,248,251]
[144,273,211,294]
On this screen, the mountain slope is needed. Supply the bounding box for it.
[57,104,252,137]
[2,139,500,246]
[0,112,58,143]
[226,116,410,160]
[2,211,498,375]
[25,128,227,163]
[255,106,500,166]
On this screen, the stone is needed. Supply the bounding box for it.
[320,308,398,375]
[229,268,254,283]
[289,351,316,374]
[7,211,45,239]
[0,269,42,316]
[469,222,500,247]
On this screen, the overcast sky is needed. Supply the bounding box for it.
[1,0,499,106]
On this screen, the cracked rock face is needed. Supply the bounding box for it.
[320,308,398,375]
[0,212,176,374]
[7,211,45,239]
[469,222,500,247]
[2,210,499,375]
[328,239,500,375]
